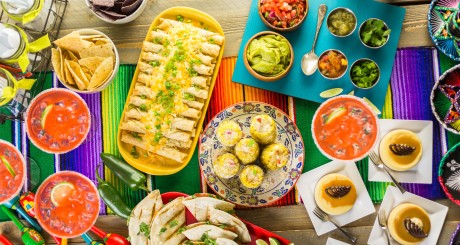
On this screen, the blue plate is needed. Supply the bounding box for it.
[232,0,405,111]
[428,0,460,61]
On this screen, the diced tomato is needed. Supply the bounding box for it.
[260,0,306,28]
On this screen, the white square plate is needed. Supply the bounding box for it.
[368,119,433,184]
[367,186,448,245]
[326,237,350,245]
[297,160,375,236]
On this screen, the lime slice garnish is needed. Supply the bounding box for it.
[320,88,343,98]
[363,97,382,115]
[0,156,15,177]
[256,239,269,245]
[51,182,75,207]
[269,237,281,245]
[40,105,53,129]
[348,90,355,95]
[325,106,346,124]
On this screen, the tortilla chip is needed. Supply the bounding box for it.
[78,57,105,73]
[88,57,113,90]
[66,60,88,90]
[63,60,75,85]
[79,43,114,59]
[66,50,79,62]
[54,32,93,53]
[80,34,104,40]
[51,48,62,81]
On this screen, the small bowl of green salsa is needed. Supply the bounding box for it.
[350,58,380,89]
[327,7,357,37]
[244,31,294,82]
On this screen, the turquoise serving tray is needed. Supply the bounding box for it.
[232,0,406,111]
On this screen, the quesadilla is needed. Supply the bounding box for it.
[208,208,251,243]
[128,190,163,245]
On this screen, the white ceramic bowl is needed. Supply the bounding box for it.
[85,0,148,24]
[57,29,119,94]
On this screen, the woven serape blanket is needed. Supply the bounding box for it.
[0,47,459,221]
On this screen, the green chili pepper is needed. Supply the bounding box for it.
[100,153,150,192]
[95,167,132,220]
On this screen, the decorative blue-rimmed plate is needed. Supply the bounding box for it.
[428,0,460,61]
[198,102,305,207]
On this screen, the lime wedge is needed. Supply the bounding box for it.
[325,106,346,124]
[269,237,281,245]
[0,156,15,177]
[363,97,382,115]
[320,88,343,98]
[348,90,355,95]
[51,182,75,207]
[256,239,269,245]
[40,105,53,129]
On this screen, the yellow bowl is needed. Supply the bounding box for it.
[117,7,225,175]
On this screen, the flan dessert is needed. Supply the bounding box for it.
[388,203,430,245]
[314,173,357,215]
[379,129,422,171]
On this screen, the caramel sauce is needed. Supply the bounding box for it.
[392,206,431,243]
[385,134,421,166]
[320,177,357,208]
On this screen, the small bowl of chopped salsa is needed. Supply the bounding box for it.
[326,7,357,37]
[350,58,380,89]
[244,31,294,82]
[318,49,348,80]
[359,18,391,49]
[258,0,308,31]
[312,95,379,162]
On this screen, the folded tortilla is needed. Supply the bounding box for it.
[121,133,148,150]
[142,52,164,62]
[201,43,221,58]
[182,196,235,222]
[208,208,251,243]
[191,76,209,88]
[128,190,163,245]
[120,120,146,134]
[216,238,239,245]
[192,64,214,76]
[185,87,208,100]
[182,224,238,241]
[137,61,155,74]
[150,197,186,245]
[154,147,187,163]
[183,100,204,110]
[143,41,164,53]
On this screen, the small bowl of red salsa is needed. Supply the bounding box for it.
[258,0,308,31]
[318,49,348,79]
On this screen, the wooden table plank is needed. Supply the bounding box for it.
[60,1,434,64]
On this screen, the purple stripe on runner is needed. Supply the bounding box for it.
[59,92,106,215]
[390,47,445,199]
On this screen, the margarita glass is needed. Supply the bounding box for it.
[25,88,91,154]
[34,171,100,239]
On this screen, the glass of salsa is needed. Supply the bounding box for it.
[312,95,379,161]
[25,88,91,154]
[34,171,100,238]
[0,139,26,205]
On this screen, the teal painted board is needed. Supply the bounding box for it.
[232,0,406,110]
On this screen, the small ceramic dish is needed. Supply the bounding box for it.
[317,49,348,80]
[326,7,357,38]
[297,160,375,236]
[243,31,294,82]
[85,0,148,24]
[368,186,448,245]
[439,141,460,207]
[359,18,390,49]
[257,0,308,32]
[349,58,380,90]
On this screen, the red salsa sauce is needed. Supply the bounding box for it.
[313,96,378,160]
[260,0,307,28]
[26,89,90,153]
[0,140,25,204]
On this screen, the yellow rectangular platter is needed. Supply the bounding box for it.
[117,7,225,175]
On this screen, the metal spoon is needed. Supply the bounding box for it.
[301,4,327,75]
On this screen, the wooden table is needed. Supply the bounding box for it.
[1,0,459,244]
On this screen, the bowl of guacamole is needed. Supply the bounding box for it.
[244,31,293,82]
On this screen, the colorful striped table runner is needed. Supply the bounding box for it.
[0,47,459,221]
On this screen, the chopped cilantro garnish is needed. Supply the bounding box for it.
[165,81,172,90]
[139,104,150,112]
[138,222,150,238]
[183,93,195,101]
[188,67,198,77]
[155,124,161,130]
[131,132,142,141]
[225,209,235,215]
[159,227,167,234]
[176,15,184,22]
[145,125,151,130]
[209,38,215,44]
[177,227,187,234]
[200,233,216,245]
[163,39,170,47]
[169,220,178,228]
[141,95,147,99]
[150,60,160,67]
[153,132,162,143]
[154,37,163,44]
[204,26,209,30]
[171,70,178,77]
[190,59,202,65]
[130,146,139,159]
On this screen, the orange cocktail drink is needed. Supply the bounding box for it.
[0,140,26,204]
[34,171,100,238]
[25,88,91,154]
[312,95,379,161]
